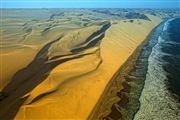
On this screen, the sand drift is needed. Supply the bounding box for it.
[1,9,179,119]
[91,18,180,120]
[0,21,111,119]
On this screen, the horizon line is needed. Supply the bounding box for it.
[1,0,179,8]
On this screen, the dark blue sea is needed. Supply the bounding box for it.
[162,17,180,97]
[100,17,180,120]
[134,17,180,120]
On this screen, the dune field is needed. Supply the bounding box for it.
[0,9,179,119]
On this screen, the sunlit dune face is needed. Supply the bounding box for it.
[0,9,166,119]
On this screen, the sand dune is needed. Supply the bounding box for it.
[0,18,111,119]
[0,9,167,119]
[16,17,162,119]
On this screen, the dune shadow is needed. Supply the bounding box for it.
[0,22,111,120]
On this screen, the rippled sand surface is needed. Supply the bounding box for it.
[0,9,166,119]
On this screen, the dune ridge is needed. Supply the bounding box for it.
[0,21,110,119]
[1,9,176,119]
[12,15,162,119]
[89,22,165,120]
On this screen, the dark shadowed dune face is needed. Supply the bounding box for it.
[100,21,165,120]
[90,17,180,120]
[125,12,151,21]
[0,18,111,119]
[1,8,180,120]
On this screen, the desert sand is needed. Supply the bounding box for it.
[0,9,170,119]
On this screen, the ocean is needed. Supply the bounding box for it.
[134,17,180,120]
[103,17,180,120]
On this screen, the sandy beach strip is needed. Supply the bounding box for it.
[0,12,162,119]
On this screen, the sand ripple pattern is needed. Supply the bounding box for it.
[0,21,111,119]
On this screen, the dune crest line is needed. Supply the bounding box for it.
[89,20,165,120]
[0,21,111,120]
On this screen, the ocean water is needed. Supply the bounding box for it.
[162,18,180,97]
[134,17,180,120]
[103,18,180,120]
[102,22,165,120]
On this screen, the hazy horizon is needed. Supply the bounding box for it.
[1,1,180,119]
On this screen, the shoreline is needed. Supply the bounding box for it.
[134,17,180,120]
[1,10,164,119]
[88,21,164,120]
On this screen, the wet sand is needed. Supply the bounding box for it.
[89,21,164,120]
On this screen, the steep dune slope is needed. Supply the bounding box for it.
[0,20,110,119]
[0,9,168,120]
[12,15,162,119]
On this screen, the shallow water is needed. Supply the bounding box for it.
[102,17,180,120]
[134,17,180,120]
